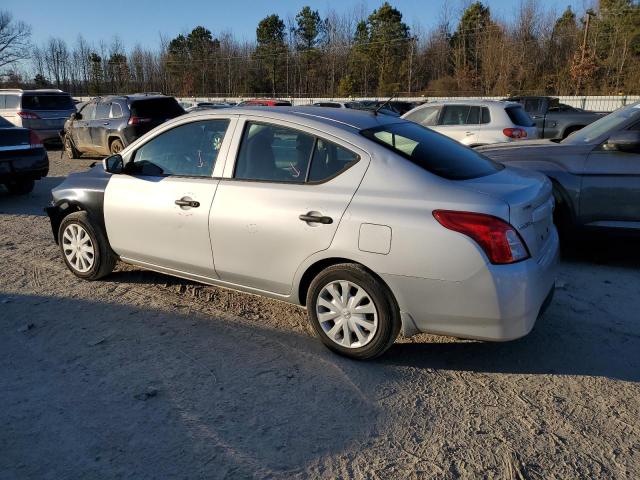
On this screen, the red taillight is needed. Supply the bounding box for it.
[29,130,43,148]
[128,116,152,125]
[503,127,527,139]
[17,111,41,120]
[433,210,530,264]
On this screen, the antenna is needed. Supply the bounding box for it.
[374,93,397,115]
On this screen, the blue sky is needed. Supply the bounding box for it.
[5,0,588,50]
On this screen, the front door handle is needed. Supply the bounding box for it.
[299,213,333,224]
[102,122,109,126]
[175,198,200,208]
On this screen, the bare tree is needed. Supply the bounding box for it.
[0,11,31,70]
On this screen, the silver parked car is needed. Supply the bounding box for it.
[46,107,558,359]
[402,100,538,146]
[0,89,76,143]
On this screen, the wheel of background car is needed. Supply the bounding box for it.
[64,134,79,159]
[306,263,401,359]
[5,179,34,195]
[109,138,124,154]
[58,211,116,280]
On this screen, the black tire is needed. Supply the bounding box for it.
[58,211,116,280]
[5,179,35,195]
[109,138,124,154]
[306,263,401,360]
[64,134,80,159]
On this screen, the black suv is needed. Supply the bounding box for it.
[62,94,184,158]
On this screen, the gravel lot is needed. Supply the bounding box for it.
[1,148,639,479]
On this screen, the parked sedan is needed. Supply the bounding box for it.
[0,117,48,195]
[478,102,640,235]
[402,100,538,146]
[46,107,557,359]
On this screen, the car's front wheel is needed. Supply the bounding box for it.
[306,263,401,360]
[58,211,116,280]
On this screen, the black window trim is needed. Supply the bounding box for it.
[229,120,361,186]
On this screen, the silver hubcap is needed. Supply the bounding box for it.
[316,280,378,348]
[62,224,95,273]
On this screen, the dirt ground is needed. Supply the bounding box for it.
[1,148,639,479]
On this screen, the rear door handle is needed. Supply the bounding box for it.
[299,213,333,224]
[102,122,109,126]
[175,198,200,208]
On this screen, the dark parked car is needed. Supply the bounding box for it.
[0,89,76,144]
[477,102,640,234]
[0,116,48,195]
[503,96,604,139]
[62,94,184,158]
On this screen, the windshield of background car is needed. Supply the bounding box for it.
[21,94,74,110]
[561,104,640,144]
[130,98,185,119]
[361,122,504,180]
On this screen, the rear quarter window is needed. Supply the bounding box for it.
[361,122,503,180]
[505,106,535,127]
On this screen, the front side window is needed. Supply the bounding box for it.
[130,119,230,177]
[80,103,96,120]
[405,106,440,127]
[361,122,503,180]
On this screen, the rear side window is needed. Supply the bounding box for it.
[505,106,535,127]
[405,106,440,127]
[308,139,359,182]
[235,122,359,183]
[21,94,74,110]
[80,103,96,120]
[110,103,123,118]
[130,98,184,119]
[361,122,503,180]
[440,105,480,125]
[314,102,340,108]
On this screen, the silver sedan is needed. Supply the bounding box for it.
[47,107,558,359]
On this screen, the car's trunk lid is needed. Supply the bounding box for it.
[459,167,554,258]
[0,127,30,149]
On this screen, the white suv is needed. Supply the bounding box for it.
[402,100,538,147]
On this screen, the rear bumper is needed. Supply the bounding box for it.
[0,148,49,182]
[383,227,559,341]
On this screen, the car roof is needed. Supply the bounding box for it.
[424,99,514,107]
[189,106,403,131]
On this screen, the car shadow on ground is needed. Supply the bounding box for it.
[0,293,379,477]
[560,232,640,269]
[0,177,66,216]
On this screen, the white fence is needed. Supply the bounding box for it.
[76,95,640,112]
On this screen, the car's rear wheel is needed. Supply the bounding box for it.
[109,138,124,154]
[306,263,400,360]
[58,211,116,280]
[5,179,35,195]
[64,134,80,159]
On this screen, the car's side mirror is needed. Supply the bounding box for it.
[103,154,124,174]
[606,131,640,153]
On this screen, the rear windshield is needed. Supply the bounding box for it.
[130,98,184,118]
[505,106,535,127]
[361,122,503,180]
[21,94,74,111]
